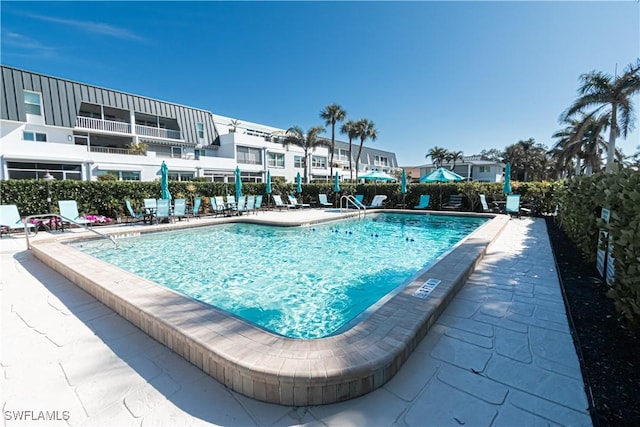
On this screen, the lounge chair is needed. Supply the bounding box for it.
[234,196,246,215]
[173,198,187,221]
[227,195,236,208]
[414,194,431,209]
[442,195,463,210]
[318,194,332,208]
[245,195,255,214]
[505,194,522,219]
[479,194,494,213]
[272,195,290,210]
[143,198,157,222]
[255,195,263,212]
[58,200,92,231]
[0,204,36,237]
[288,195,310,208]
[155,199,172,223]
[124,200,147,224]
[191,197,202,218]
[348,194,365,209]
[366,195,387,208]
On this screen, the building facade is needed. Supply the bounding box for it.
[0,65,398,184]
[419,157,505,182]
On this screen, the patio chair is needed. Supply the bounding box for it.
[155,199,172,223]
[318,194,332,208]
[191,197,202,218]
[479,194,494,213]
[366,195,387,208]
[255,195,263,212]
[245,195,255,214]
[288,195,310,208]
[442,195,463,211]
[173,198,187,221]
[233,196,246,215]
[505,194,522,219]
[414,194,431,209]
[348,194,365,209]
[124,200,146,224]
[272,195,290,210]
[143,198,157,222]
[58,200,92,231]
[213,196,228,216]
[0,204,36,237]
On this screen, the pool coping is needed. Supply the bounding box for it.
[29,210,509,405]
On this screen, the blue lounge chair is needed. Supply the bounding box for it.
[191,197,202,218]
[173,198,187,221]
[505,194,522,219]
[0,204,36,237]
[318,194,332,208]
[234,196,246,215]
[366,195,387,208]
[124,200,146,223]
[155,199,172,223]
[288,195,309,208]
[414,195,431,209]
[255,195,263,212]
[58,200,92,231]
[348,194,365,209]
[245,195,255,214]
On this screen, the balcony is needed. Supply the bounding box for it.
[89,146,145,156]
[135,125,181,140]
[76,116,131,134]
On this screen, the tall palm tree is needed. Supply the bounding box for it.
[280,125,327,183]
[340,120,359,181]
[445,150,464,171]
[564,60,640,172]
[426,146,448,168]
[518,138,536,181]
[353,119,377,181]
[320,104,346,179]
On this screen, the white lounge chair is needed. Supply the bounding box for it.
[366,195,387,208]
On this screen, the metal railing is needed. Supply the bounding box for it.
[340,195,366,219]
[76,116,131,134]
[89,146,145,156]
[135,125,181,140]
[24,214,118,250]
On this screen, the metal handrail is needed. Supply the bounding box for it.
[340,195,366,219]
[24,214,119,250]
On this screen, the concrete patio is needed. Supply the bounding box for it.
[1,214,591,426]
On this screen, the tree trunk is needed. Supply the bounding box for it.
[348,139,353,181]
[606,104,617,172]
[355,139,365,181]
[329,125,335,179]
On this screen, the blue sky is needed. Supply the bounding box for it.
[2,1,638,166]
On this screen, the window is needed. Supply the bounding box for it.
[294,156,304,168]
[267,152,285,168]
[23,131,47,142]
[171,147,183,158]
[478,166,488,173]
[98,170,141,181]
[237,146,262,165]
[311,156,327,169]
[197,123,204,139]
[24,91,42,116]
[375,156,389,167]
[7,162,81,180]
[168,172,194,181]
[336,149,350,162]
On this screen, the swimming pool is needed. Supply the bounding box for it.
[31,210,508,405]
[73,213,486,338]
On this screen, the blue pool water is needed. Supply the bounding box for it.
[73,213,486,338]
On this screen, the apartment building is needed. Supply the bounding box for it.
[0,65,398,184]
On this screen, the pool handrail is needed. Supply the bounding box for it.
[340,195,366,219]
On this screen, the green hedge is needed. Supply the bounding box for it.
[557,170,640,328]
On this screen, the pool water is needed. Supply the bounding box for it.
[74,213,486,338]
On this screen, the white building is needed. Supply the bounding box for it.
[0,65,398,184]
[419,156,505,182]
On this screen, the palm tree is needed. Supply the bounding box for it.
[340,120,359,181]
[518,138,536,181]
[353,119,377,181]
[445,150,464,171]
[320,104,346,179]
[564,60,640,172]
[426,147,448,168]
[280,125,327,183]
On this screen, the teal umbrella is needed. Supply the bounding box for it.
[401,169,407,208]
[160,161,171,200]
[235,166,242,198]
[503,162,512,195]
[420,167,464,183]
[296,171,302,194]
[359,170,396,181]
[333,171,340,193]
[266,170,272,195]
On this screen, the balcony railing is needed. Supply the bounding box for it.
[89,146,145,156]
[135,125,181,140]
[76,116,131,134]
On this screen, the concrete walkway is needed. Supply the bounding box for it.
[1,216,591,426]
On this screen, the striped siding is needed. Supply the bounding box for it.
[0,65,220,145]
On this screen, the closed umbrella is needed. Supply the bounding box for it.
[235,166,242,198]
[333,171,340,193]
[160,161,171,200]
[296,171,302,194]
[503,162,512,195]
[401,169,407,208]
[265,170,272,208]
